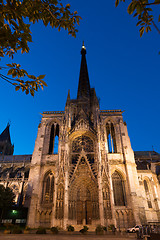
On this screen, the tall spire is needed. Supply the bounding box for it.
[0,123,14,155]
[0,123,11,143]
[77,42,91,99]
[65,89,70,106]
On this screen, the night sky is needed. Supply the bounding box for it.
[0,0,160,155]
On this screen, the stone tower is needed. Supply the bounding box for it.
[27,44,159,229]
[0,123,14,155]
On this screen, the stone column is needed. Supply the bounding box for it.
[63,150,69,229]
[119,120,141,225]
[27,120,46,228]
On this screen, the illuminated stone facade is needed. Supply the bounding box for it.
[0,44,160,229]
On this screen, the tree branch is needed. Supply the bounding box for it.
[145,2,160,6]
[0,74,15,85]
[152,20,160,34]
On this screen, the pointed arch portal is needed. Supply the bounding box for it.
[69,157,99,225]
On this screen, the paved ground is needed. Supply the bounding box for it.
[0,233,137,240]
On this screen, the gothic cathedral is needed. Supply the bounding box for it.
[0,44,160,230]
[26,44,160,229]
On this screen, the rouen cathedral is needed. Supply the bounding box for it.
[0,44,160,230]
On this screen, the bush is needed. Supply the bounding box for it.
[67,225,74,232]
[36,227,46,234]
[108,224,116,233]
[83,226,89,232]
[24,226,31,230]
[108,224,114,231]
[103,226,107,231]
[4,223,14,230]
[79,225,89,234]
[95,225,104,234]
[11,226,22,234]
[51,226,59,234]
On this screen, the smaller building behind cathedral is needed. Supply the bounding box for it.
[0,44,160,230]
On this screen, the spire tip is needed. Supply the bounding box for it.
[82,41,86,50]
[81,41,86,55]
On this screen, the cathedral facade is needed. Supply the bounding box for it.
[0,44,160,230]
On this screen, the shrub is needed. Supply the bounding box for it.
[79,225,89,234]
[4,223,14,230]
[95,225,104,234]
[79,229,85,234]
[108,224,114,231]
[36,227,46,234]
[11,226,22,234]
[108,224,116,232]
[67,225,74,232]
[103,226,107,231]
[0,224,5,230]
[25,226,31,230]
[23,226,31,233]
[83,226,89,232]
[51,226,59,234]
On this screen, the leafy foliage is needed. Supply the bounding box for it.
[0,185,15,223]
[115,0,160,37]
[79,225,89,234]
[11,225,22,234]
[95,225,105,234]
[0,0,81,95]
[36,227,46,234]
[0,63,47,96]
[50,226,59,234]
[67,225,74,232]
[0,185,15,209]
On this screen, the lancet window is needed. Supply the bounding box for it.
[112,171,126,206]
[49,123,59,154]
[56,184,64,219]
[102,179,112,219]
[144,180,152,208]
[42,172,54,204]
[106,122,117,153]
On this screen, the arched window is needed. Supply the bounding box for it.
[71,135,94,167]
[106,122,117,153]
[49,124,59,154]
[102,178,112,219]
[24,169,29,178]
[112,171,126,206]
[144,180,152,208]
[56,184,64,219]
[42,172,54,204]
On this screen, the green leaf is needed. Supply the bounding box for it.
[140,26,145,37]
[136,21,142,26]
[25,89,29,95]
[6,64,13,67]
[136,4,143,14]
[38,74,45,80]
[40,79,48,86]
[115,0,119,7]
[30,89,35,96]
[15,86,20,91]
[128,1,137,14]
[7,69,13,75]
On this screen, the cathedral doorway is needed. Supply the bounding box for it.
[77,200,92,224]
[68,156,99,225]
[76,189,92,225]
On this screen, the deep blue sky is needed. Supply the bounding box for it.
[0,0,160,155]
